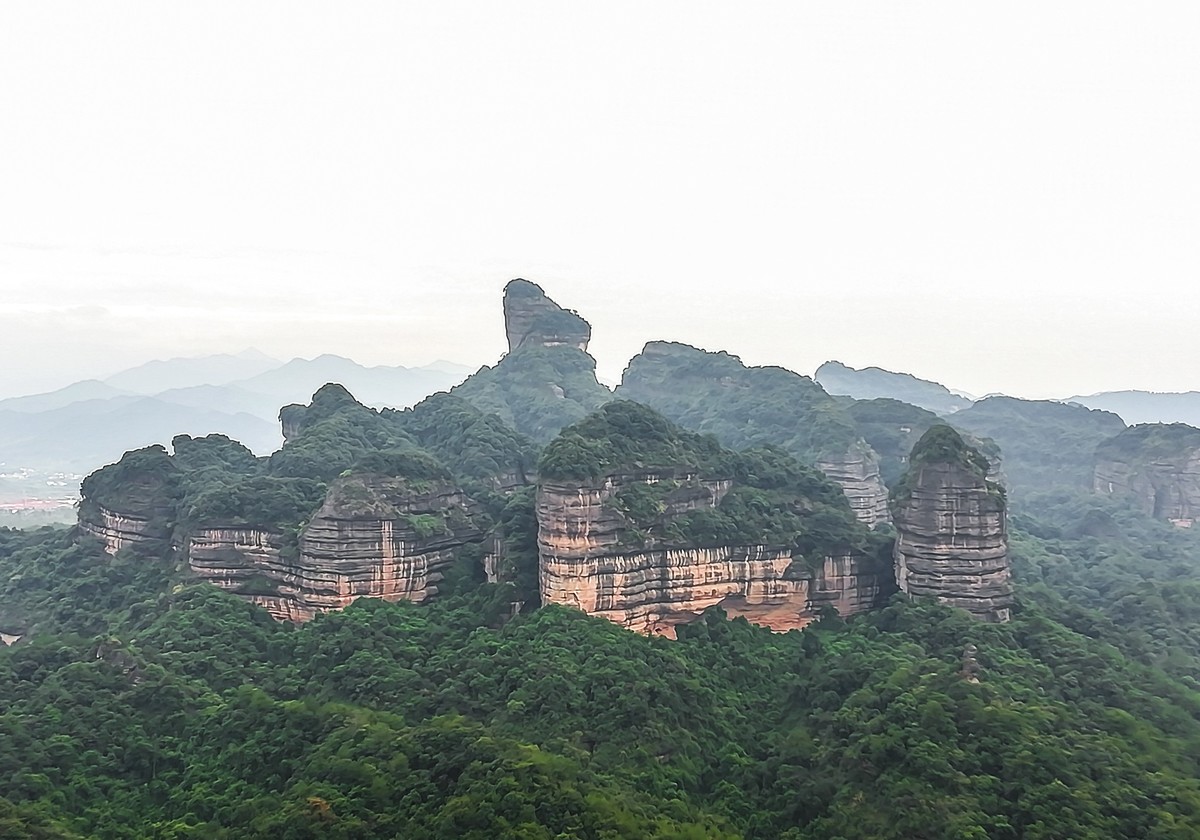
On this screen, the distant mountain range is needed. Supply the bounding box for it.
[815,360,973,415]
[816,361,1200,430]
[1063,391,1200,428]
[9,344,1200,498]
[0,351,474,479]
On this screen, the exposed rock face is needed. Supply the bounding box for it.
[1094,424,1200,527]
[503,279,591,353]
[279,404,306,442]
[187,475,487,622]
[77,445,178,555]
[817,448,890,527]
[186,526,295,620]
[537,473,888,636]
[891,427,1013,622]
[78,505,171,555]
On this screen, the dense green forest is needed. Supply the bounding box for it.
[7,515,1200,837]
[953,397,1126,499]
[9,357,1200,837]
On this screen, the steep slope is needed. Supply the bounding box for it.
[891,425,1013,621]
[193,468,487,622]
[616,341,890,526]
[502,278,591,352]
[78,445,180,554]
[816,360,972,414]
[536,401,890,635]
[1094,423,1200,525]
[452,280,610,443]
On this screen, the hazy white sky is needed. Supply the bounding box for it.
[1,2,1197,399]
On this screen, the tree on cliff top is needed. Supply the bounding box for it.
[538,400,727,480]
[1096,422,1200,460]
[906,424,993,475]
[890,425,999,512]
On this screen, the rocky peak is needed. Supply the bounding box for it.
[816,445,890,527]
[891,425,1013,622]
[502,279,591,354]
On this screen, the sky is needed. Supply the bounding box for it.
[1,2,1198,400]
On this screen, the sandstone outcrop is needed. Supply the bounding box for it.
[78,445,178,555]
[817,447,890,527]
[187,474,487,622]
[1094,424,1200,527]
[79,505,172,555]
[537,470,889,637]
[503,279,591,353]
[891,426,1013,622]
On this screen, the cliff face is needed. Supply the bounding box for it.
[891,427,1013,622]
[186,526,297,620]
[187,475,487,622]
[78,505,171,555]
[1094,455,1200,525]
[1094,424,1200,527]
[503,279,591,353]
[537,474,887,636]
[817,448,890,527]
[77,446,177,555]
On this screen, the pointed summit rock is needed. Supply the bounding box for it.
[891,425,1013,622]
[453,280,609,443]
[502,279,591,353]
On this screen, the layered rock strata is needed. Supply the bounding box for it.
[1094,425,1200,526]
[503,278,591,353]
[77,445,178,555]
[817,448,890,527]
[538,473,887,636]
[891,429,1013,622]
[79,505,171,555]
[187,476,486,622]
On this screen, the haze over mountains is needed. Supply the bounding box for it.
[0,351,472,486]
[6,337,1200,524]
[817,360,1200,428]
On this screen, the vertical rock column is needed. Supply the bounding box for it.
[891,426,1013,622]
[817,446,890,527]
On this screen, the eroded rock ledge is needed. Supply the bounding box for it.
[817,448,890,528]
[187,475,486,622]
[538,473,888,636]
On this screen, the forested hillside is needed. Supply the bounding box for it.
[6,283,1200,837]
